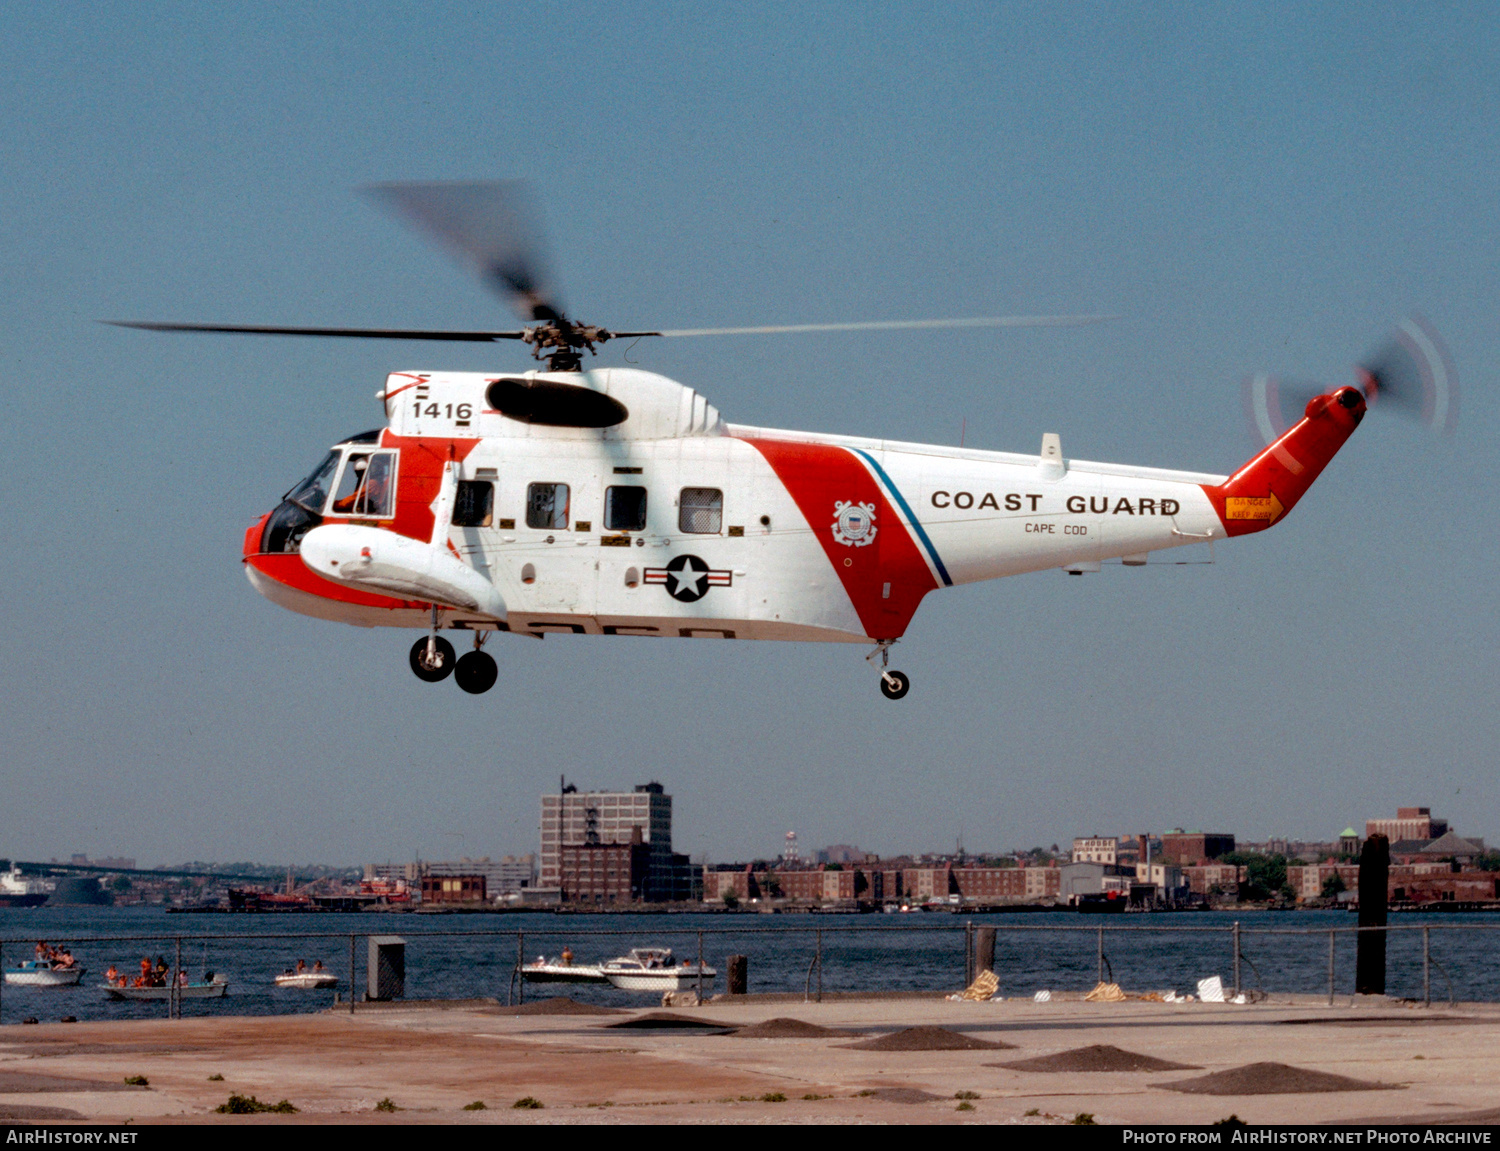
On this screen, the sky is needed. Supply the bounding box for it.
[1,3,1496,868]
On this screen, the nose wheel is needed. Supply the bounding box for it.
[866,639,910,700]
[409,635,456,682]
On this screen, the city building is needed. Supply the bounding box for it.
[558,839,651,904]
[1366,807,1449,843]
[1071,837,1118,864]
[1159,830,1235,866]
[427,856,536,896]
[540,780,696,902]
[421,874,486,903]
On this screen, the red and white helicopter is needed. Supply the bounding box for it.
[117,183,1456,699]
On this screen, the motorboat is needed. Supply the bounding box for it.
[274,969,338,989]
[601,948,716,992]
[103,975,229,1001]
[4,959,85,987]
[520,955,607,984]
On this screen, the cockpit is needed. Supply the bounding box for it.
[259,431,399,554]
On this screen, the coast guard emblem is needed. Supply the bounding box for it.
[832,500,877,547]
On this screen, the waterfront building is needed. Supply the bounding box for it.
[540,780,696,902]
[421,874,486,903]
[1159,830,1235,866]
[1071,837,1119,864]
[1366,807,1448,843]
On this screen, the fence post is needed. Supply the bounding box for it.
[1423,927,1431,1009]
[1232,922,1241,998]
[1327,930,1336,1006]
[816,928,823,1004]
[965,921,974,987]
[516,931,525,1006]
[1097,925,1104,985]
[173,937,182,1020]
[697,930,704,1002]
[348,934,356,1015]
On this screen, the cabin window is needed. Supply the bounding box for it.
[452,480,494,527]
[605,485,648,532]
[329,450,397,518]
[680,487,723,534]
[526,483,570,530]
[285,451,340,514]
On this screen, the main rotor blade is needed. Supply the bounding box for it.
[365,181,563,323]
[108,321,527,342]
[649,314,1116,338]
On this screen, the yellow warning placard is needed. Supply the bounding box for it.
[1225,493,1285,524]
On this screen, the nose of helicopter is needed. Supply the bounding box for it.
[243,511,271,559]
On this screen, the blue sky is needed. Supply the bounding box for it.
[1,3,1496,867]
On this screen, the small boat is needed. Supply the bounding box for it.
[4,960,85,987]
[520,955,607,984]
[103,976,229,1001]
[274,970,338,989]
[601,948,716,992]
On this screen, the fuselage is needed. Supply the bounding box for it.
[243,368,1365,644]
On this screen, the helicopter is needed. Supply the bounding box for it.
[115,182,1456,699]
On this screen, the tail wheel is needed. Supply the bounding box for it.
[454,650,499,695]
[880,670,910,700]
[409,636,456,682]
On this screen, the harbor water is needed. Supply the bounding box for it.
[3,906,1498,1024]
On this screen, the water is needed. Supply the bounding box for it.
[3,906,1498,1024]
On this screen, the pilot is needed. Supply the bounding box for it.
[330,456,369,514]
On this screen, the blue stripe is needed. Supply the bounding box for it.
[851,448,953,587]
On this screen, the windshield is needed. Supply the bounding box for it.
[284,450,340,514]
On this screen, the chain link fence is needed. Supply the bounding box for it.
[2,919,1496,1024]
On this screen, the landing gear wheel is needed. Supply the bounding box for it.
[454,650,498,695]
[409,635,456,682]
[879,670,910,700]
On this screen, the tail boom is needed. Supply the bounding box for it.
[1204,386,1366,536]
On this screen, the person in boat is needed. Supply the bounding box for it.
[296,959,307,974]
[560,946,574,967]
[178,970,189,987]
[152,957,169,987]
[105,964,120,985]
[312,960,325,973]
[55,948,74,968]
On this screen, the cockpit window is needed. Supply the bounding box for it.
[284,451,340,514]
[329,450,397,518]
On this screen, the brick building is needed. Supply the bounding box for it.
[558,840,650,904]
[1160,831,1235,866]
[702,862,1061,907]
[420,874,486,903]
[1366,807,1448,844]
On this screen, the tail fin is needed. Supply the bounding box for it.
[1203,386,1366,536]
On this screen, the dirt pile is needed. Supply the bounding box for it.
[995,1045,1200,1073]
[0,1070,146,1093]
[604,1012,739,1032]
[730,1018,855,1039]
[509,997,619,1016]
[842,1026,1013,1051]
[1157,1063,1399,1095]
